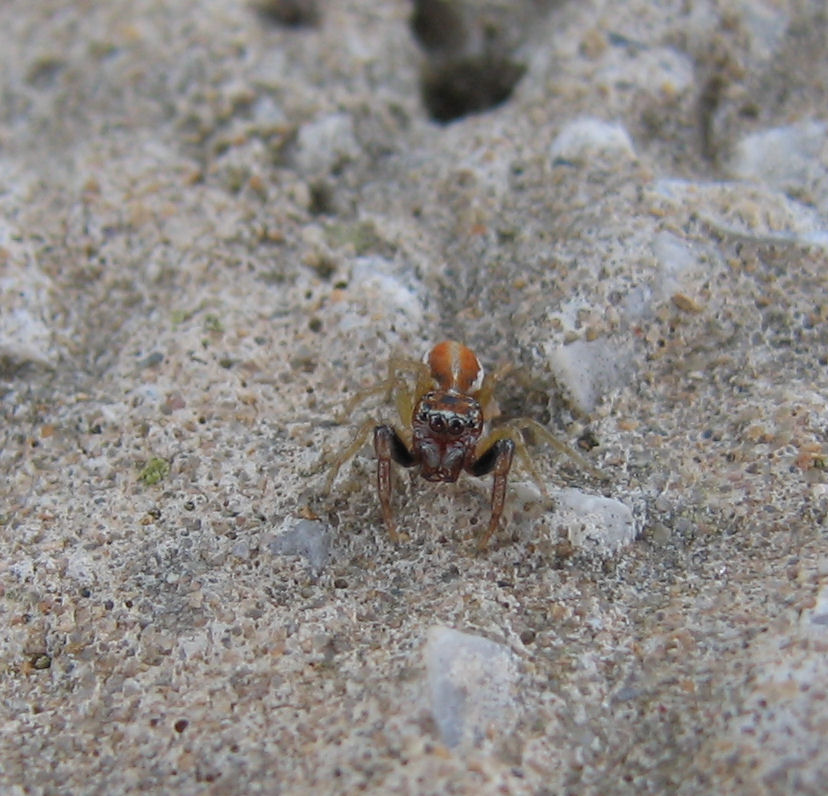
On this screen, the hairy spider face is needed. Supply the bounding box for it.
[411,391,483,482]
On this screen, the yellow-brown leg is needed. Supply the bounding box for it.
[333,356,430,424]
[500,417,608,481]
[324,354,431,497]
[385,355,432,426]
[323,417,377,494]
[334,378,399,424]
[475,361,513,420]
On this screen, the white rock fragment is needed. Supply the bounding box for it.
[596,47,695,99]
[545,339,630,414]
[346,255,424,330]
[618,230,706,319]
[251,94,287,129]
[268,519,331,574]
[8,558,35,582]
[550,117,636,163]
[727,120,828,215]
[0,307,54,367]
[424,626,518,750]
[550,488,635,553]
[735,0,789,61]
[650,178,828,248]
[0,221,58,367]
[231,540,251,561]
[651,231,702,293]
[802,581,828,637]
[64,549,96,584]
[293,112,361,175]
[177,629,210,662]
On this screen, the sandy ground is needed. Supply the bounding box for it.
[1,0,827,793]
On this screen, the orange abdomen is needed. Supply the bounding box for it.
[427,341,484,394]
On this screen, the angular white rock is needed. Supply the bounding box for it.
[550,117,636,163]
[616,230,708,320]
[727,120,828,215]
[268,519,331,574]
[550,488,635,552]
[424,626,518,750]
[294,112,360,175]
[0,221,57,367]
[344,255,424,332]
[650,178,828,248]
[545,338,631,414]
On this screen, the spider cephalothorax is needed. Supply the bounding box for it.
[411,390,483,482]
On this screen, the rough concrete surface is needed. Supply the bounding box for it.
[1,0,826,793]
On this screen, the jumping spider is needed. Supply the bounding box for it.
[325,340,606,550]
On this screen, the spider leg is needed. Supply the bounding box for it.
[334,380,394,424]
[325,356,427,489]
[475,425,548,498]
[500,417,608,481]
[334,356,430,425]
[374,424,417,543]
[468,437,516,550]
[386,355,432,395]
[475,361,513,420]
[385,355,432,426]
[323,417,377,494]
[468,416,606,549]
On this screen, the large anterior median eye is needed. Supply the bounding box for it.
[429,415,446,432]
[448,417,465,435]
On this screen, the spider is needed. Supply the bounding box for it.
[324,340,606,550]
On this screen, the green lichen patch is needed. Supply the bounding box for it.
[138,457,170,486]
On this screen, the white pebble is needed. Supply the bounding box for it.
[268,519,331,574]
[0,221,57,367]
[550,117,636,163]
[545,339,630,414]
[424,626,517,750]
[727,120,828,215]
[294,112,360,175]
[550,488,636,552]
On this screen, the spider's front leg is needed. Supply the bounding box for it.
[468,437,516,551]
[374,424,417,543]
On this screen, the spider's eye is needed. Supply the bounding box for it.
[448,417,465,435]
[430,415,445,432]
